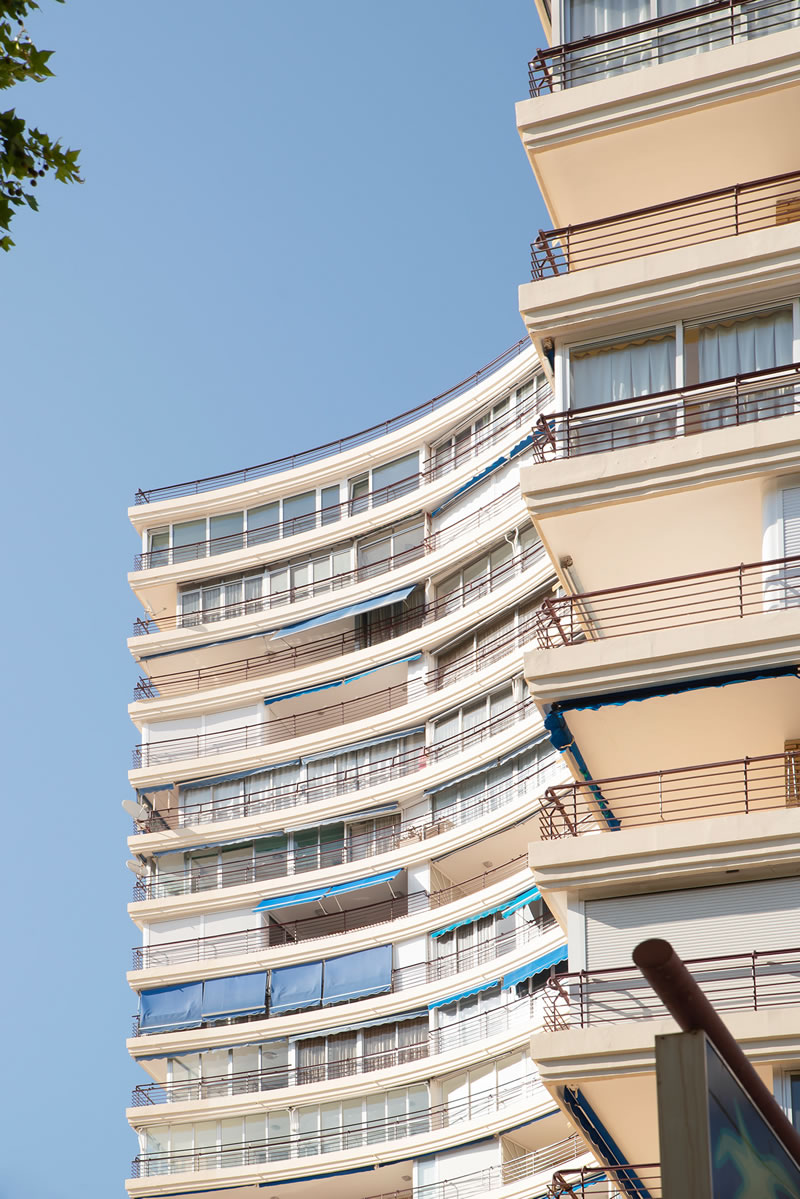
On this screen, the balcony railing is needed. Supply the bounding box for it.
[131,990,540,1105]
[530,168,800,279]
[131,922,557,1035]
[539,750,800,839]
[547,1165,662,1199]
[528,0,798,95]
[545,946,800,1030]
[133,854,528,966]
[130,1071,544,1176]
[134,339,532,504]
[530,363,800,464]
[529,553,800,648]
[134,737,557,847]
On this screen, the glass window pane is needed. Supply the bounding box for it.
[172,519,207,563]
[349,475,369,514]
[372,453,419,505]
[321,484,340,525]
[283,491,316,535]
[209,511,244,555]
[247,502,279,545]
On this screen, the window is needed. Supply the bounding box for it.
[431,680,519,747]
[349,474,369,515]
[371,452,419,506]
[570,330,676,410]
[283,491,316,535]
[172,519,206,564]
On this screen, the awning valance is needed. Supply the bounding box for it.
[270,586,418,640]
[502,944,568,990]
[429,885,541,939]
[428,978,499,1009]
[253,868,402,913]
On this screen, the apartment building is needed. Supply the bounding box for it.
[517,0,800,1193]
[123,342,597,1199]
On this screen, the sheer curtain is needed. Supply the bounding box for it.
[696,310,793,428]
[568,0,651,84]
[569,333,677,451]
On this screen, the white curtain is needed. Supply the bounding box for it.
[569,0,649,38]
[571,334,676,408]
[568,0,650,82]
[698,310,793,380]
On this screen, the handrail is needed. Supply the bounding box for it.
[130,1071,546,1176]
[531,551,800,648]
[545,945,800,1031]
[530,362,800,462]
[133,865,548,970]
[530,167,800,279]
[130,990,541,1105]
[548,1165,663,1198]
[528,0,797,95]
[539,749,800,839]
[134,339,532,504]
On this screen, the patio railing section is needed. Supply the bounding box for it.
[539,750,800,839]
[530,168,800,279]
[530,363,800,463]
[529,554,800,648]
[546,1165,662,1198]
[134,339,532,504]
[544,946,800,1031]
[528,0,799,95]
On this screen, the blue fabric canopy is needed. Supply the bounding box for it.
[139,981,203,1032]
[253,868,402,913]
[270,586,418,640]
[502,944,568,990]
[264,655,421,706]
[429,885,541,939]
[290,1007,428,1042]
[322,944,393,1005]
[269,960,323,1015]
[563,1088,651,1199]
[428,978,499,1009]
[552,664,799,715]
[543,712,619,831]
[201,972,267,1019]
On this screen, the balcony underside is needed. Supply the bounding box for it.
[517,28,800,227]
[520,415,800,594]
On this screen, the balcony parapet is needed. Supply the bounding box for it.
[134,340,533,506]
[132,854,528,965]
[531,364,800,465]
[539,750,800,840]
[528,0,796,96]
[547,1165,662,1198]
[130,989,542,1106]
[530,168,800,280]
[545,946,799,1031]
[528,554,800,649]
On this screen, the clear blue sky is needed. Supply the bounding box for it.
[0,3,547,1195]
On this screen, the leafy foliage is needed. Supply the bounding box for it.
[0,0,81,250]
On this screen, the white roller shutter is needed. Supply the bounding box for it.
[585,877,800,970]
[783,487,800,558]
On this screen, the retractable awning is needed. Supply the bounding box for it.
[428,978,499,1009]
[502,944,568,990]
[429,885,541,939]
[269,586,418,640]
[263,654,421,706]
[252,868,402,913]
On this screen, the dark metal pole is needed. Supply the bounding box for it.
[632,938,800,1165]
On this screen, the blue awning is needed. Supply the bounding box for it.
[509,432,535,459]
[202,972,267,1019]
[543,712,619,832]
[551,664,799,715]
[290,1007,428,1042]
[322,944,393,1005]
[302,726,424,763]
[270,586,418,640]
[264,655,421,706]
[563,1088,651,1198]
[179,765,300,792]
[139,981,203,1032]
[432,455,508,517]
[429,885,541,939]
[428,978,499,1009]
[135,783,175,797]
[502,945,568,990]
[269,960,323,1014]
[253,868,402,913]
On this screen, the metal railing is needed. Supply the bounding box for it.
[131,990,540,1105]
[133,854,528,966]
[530,168,800,279]
[546,1165,662,1198]
[130,1071,545,1176]
[528,0,798,94]
[530,362,800,464]
[539,749,800,839]
[134,339,532,504]
[130,921,557,1036]
[133,681,532,769]
[529,553,800,648]
[134,742,557,862]
[545,946,800,1031]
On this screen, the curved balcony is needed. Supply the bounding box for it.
[133,880,550,971]
[133,749,555,893]
[548,1166,662,1199]
[530,364,800,464]
[130,989,542,1106]
[134,340,532,505]
[530,168,800,280]
[130,1071,544,1177]
[529,553,800,648]
[539,750,800,839]
[528,0,797,96]
[545,945,800,1030]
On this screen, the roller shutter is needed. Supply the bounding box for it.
[783,486,800,558]
[585,877,800,970]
